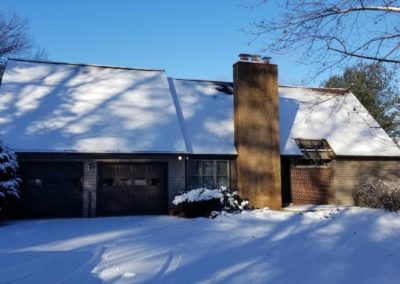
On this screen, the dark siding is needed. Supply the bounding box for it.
[168,160,185,207]
[229,159,237,191]
[281,158,292,204]
[82,160,97,217]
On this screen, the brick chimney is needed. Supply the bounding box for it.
[233,54,282,210]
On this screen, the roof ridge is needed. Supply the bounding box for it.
[172,78,233,84]
[172,78,348,94]
[8,58,165,72]
[279,85,348,94]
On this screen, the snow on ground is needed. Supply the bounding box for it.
[0,208,399,284]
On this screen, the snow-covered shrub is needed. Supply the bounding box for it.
[353,178,400,212]
[0,142,21,218]
[219,187,249,213]
[173,187,249,218]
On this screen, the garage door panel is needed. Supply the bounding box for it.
[20,162,83,218]
[98,163,167,216]
[118,164,131,179]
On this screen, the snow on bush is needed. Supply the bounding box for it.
[172,188,223,206]
[0,141,21,217]
[220,187,249,212]
[173,187,249,218]
[353,178,400,212]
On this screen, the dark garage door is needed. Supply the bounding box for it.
[20,162,83,218]
[97,163,167,216]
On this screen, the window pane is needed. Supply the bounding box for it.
[150,178,161,186]
[202,161,213,176]
[134,179,147,186]
[188,176,200,189]
[217,161,227,175]
[217,176,227,187]
[104,178,115,187]
[203,176,214,189]
[119,178,131,186]
[188,161,200,176]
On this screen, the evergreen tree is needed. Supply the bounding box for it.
[324,63,399,136]
[0,141,21,218]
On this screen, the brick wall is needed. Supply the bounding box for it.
[289,159,400,206]
[290,165,334,204]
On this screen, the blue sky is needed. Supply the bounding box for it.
[0,0,330,85]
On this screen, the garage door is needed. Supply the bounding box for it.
[20,162,83,218]
[97,163,167,216]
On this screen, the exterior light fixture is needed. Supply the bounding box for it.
[87,161,96,171]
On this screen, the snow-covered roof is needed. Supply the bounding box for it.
[170,79,236,155]
[0,59,186,153]
[0,59,399,157]
[171,80,400,157]
[279,86,400,156]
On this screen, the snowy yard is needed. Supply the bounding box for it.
[0,208,399,284]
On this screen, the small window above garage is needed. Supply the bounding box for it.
[295,139,335,166]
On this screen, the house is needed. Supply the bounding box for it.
[0,56,399,218]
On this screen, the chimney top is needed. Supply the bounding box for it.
[251,54,261,63]
[239,53,251,61]
[238,54,272,64]
[262,56,272,64]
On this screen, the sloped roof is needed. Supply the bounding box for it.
[278,86,400,156]
[171,80,400,157]
[0,59,399,157]
[170,79,236,155]
[0,59,186,153]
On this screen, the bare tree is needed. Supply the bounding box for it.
[250,0,400,72]
[0,12,46,79]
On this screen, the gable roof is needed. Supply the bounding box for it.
[171,80,400,157]
[0,59,399,157]
[278,86,400,156]
[0,59,186,153]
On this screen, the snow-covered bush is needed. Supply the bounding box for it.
[173,187,249,218]
[220,187,249,213]
[353,178,400,212]
[0,142,21,218]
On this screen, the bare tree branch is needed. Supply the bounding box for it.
[248,0,400,73]
[0,12,46,82]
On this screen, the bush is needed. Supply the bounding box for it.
[353,178,400,212]
[172,187,249,218]
[220,187,249,213]
[0,142,21,219]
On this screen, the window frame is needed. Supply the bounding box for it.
[295,139,335,167]
[187,160,230,189]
